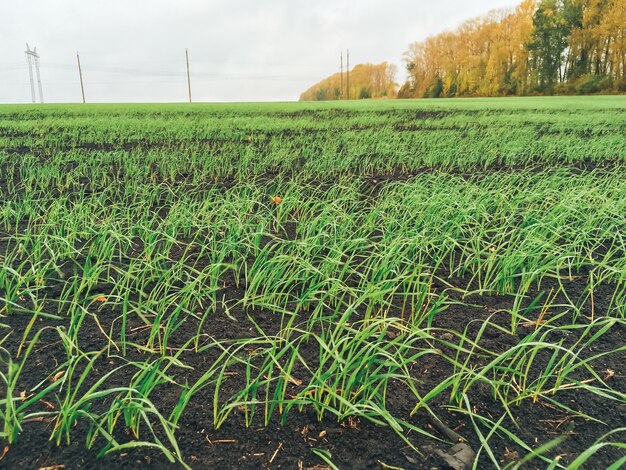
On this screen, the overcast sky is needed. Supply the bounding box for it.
[0,1,516,103]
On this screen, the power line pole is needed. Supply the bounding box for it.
[340,51,343,100]
[25,43,37,103]
[346,49,350,100]
[25,44,44,103]
[77,52,86,103]
[186,48,192,103]
[34,51,43,103]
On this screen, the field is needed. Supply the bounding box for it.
[0,96,625,469]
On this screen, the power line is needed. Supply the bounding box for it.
[2,58,334,81]
[4,49,338,102]
[0,63,28,71]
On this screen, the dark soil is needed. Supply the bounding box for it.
[1,200,625,469]
[1,120,625,470]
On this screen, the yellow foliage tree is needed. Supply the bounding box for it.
[400,0,623,97]
[402,1,537,97]
[300,63,398,101]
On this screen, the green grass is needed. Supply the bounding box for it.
[0,96,625,468]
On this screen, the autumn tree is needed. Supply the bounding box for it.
[402,2,537,97]
[300,63,398,101]
[399,0,622,97]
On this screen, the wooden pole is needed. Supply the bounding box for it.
[340,51,343,99]
[77,52,85,103]
[346,49,350,100]
[186,48,192,103]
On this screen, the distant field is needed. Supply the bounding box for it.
[1,97,625,469]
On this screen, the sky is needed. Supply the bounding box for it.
[0,0,517,103]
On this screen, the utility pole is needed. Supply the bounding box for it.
[340,51,343,100]
[35,52,43,103]
[77,52,86,103]
[25,43,44,103]
[25,46,36,103]
[186,48,192,103]
[346,49,350,100]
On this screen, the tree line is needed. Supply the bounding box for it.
[301,0,624,100]
[299,63,397,101]
[400,0,625,97]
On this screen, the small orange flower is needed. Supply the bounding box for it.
[272,196,283,205]
[95,296,107,302]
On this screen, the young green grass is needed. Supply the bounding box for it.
[0,97,624,467]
